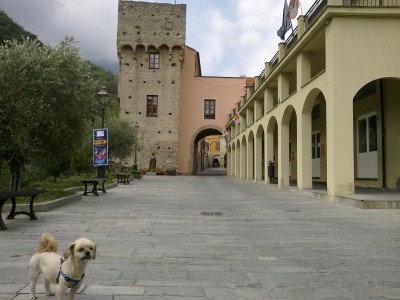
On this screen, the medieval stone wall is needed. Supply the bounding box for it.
[117,0,186,171]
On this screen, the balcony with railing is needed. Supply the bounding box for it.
[227,0,400,128]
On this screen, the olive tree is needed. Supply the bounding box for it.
[105,114,137,162]
[0,37,97,188]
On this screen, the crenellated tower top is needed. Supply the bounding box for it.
[117,0,186,54]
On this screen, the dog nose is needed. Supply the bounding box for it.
[85,252,90,256]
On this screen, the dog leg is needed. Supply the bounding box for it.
[29,270,39,300]
[67,283,81,300]
[44,278,54,296]
[56,284,67,300]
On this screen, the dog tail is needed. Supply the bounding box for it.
[37,233,58,253]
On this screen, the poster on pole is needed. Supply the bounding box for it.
[93,128,108,166]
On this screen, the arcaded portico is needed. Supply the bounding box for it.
[226,0,400,198]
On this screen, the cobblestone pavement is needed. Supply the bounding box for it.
[1,175,399,299]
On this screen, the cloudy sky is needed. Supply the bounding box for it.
[0,0,315,77]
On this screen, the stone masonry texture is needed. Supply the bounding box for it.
[117,1,186,171]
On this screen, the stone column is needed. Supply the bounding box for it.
[297,112,313,189]
[247,136,254,181]
[240,140,247,180]
[278,123,290,188]
[254,129,263,182]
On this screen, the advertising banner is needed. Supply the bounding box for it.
[93,128,108,166]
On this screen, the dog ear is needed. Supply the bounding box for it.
[63,242,75,258]
[92,245,97,259]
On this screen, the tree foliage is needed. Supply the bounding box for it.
[102,114,137,162]
[0,37,97,188]
[0,9,118,112]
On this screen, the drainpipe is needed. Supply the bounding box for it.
[380,79,386,189]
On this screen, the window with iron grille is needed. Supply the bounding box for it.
[149,52,159,69]
[204,99,215,119]
[147,95,158,117]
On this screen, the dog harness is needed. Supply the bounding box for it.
[56,258,85,287]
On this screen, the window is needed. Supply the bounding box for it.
[358,114,377,153]
[311,132,320,159]
[149,52,159,69]
[204,99,216,119]
[146,95,158,117]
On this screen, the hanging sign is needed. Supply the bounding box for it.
[93,128,108,166]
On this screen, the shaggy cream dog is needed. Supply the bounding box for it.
[29,233,96,300]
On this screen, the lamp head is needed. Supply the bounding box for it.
[97,87,109,105]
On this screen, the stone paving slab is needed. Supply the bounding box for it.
[1,175,399,299]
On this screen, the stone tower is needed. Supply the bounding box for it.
[117,0,186,171]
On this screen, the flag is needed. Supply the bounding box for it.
[221,127,228,137]
[233,113,242,125]
[288,0,300,19]
[277,0,291,40]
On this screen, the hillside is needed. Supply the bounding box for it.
[0,9,38,44]
[0,9,118,99]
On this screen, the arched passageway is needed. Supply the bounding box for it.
[191,126,223,175]
[353,78,400,189]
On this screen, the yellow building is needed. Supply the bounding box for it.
[226,0,400,198]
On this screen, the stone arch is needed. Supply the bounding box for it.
[158,43,170,51]
[353,77,400,189]
[135,44,146,61]
[119,44,134,67]
[190,125,223,175]
[300,88,327,189]
[266,117,278,183]
[118,44,134,57]
[169,45,183,63]
[158,44,169,66]
[255,124,266,181]
[279,105,297,187]
[302,88,323,114]
[281,105,296,126]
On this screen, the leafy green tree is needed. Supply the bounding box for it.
[103,114,137,163]
[0,37,97,188]
[36,37,98,181]
[70,113,138,176]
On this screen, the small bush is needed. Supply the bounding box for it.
[165,168,177,175]
[155,167,165,175]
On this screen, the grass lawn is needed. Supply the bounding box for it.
[10,176,113,204]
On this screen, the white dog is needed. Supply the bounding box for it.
[29,233,96,300]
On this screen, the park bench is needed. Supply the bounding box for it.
[80,178,107,196]
[116,173,130,184]
[132,171,142,179]
[0,189,44,230]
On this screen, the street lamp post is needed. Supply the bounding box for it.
[97,87,109,178]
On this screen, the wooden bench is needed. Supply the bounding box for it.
[0,189,44,230]
[80,178,106,196]
[116,173,130,184]
[132,171,142,179]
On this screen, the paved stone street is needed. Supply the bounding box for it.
[1,175,399,299]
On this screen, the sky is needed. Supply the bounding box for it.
[0,0,315,77]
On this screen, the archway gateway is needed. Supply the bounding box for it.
[190,126,223,175]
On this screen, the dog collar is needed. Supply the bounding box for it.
[56,258,85,287]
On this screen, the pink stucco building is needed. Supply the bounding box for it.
[117,1,251,174]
